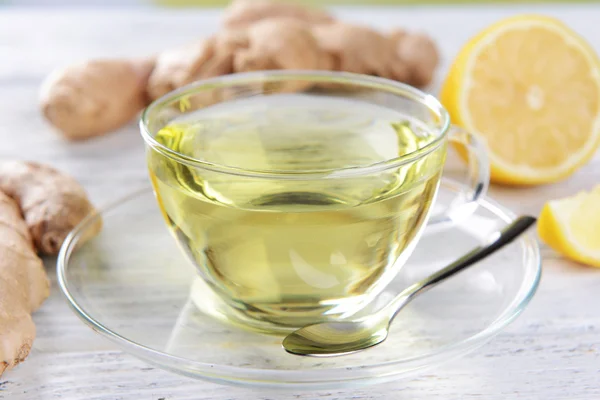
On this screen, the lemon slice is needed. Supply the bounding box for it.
[441,15,600,185]
[538,185,600,267]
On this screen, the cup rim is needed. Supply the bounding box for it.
[139,70,450,179]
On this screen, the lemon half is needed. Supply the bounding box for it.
[441,15,600,185]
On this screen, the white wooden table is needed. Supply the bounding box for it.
[1,4,599,399]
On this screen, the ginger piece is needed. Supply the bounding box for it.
[146,38,235,102]
[0,161,99,376]
[222,0,333,28]
[146,33,242,110]
[390,29,439,87]
[232,18,330,93]
[0,161,100,255]
[310,22,412,83]
[233,18,327,81]
[0,192,50,376]
[148,19,329,102]
[39,58,155,141]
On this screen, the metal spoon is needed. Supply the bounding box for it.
[283,216,537,357]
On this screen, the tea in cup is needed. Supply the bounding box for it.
[141,71,488,333]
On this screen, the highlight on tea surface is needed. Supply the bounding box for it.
[148,94,446,330]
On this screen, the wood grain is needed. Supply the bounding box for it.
[0,5,599,399]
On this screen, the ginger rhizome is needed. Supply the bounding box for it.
[0,161,99,376]
[0,192,48,376]
[222,0,334,28]
[39,58,155,141]
[40,0,439,141]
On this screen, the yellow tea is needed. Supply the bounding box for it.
[148,95,446,330]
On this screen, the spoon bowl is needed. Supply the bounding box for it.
[283,321,389,356]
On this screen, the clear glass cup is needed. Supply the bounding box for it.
[140,70,489,333]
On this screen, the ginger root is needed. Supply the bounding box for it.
[222,0,333,28]
[233,18,330,85]
[311,22,407,81]
[390,29,439,88]
[149,18,329,102]
[40,0,439,140]
[0,161,99,376]
[0,192,49,376]
[40,58,155,141]
[0,161,100,255]
[147,38,231,101]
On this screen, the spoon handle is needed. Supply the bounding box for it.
[387,216,537,322]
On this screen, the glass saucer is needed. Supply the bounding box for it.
[57,180,541,389]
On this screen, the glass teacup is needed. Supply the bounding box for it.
[140,71,489,333]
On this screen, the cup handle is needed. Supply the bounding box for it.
[428,125,490,226]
